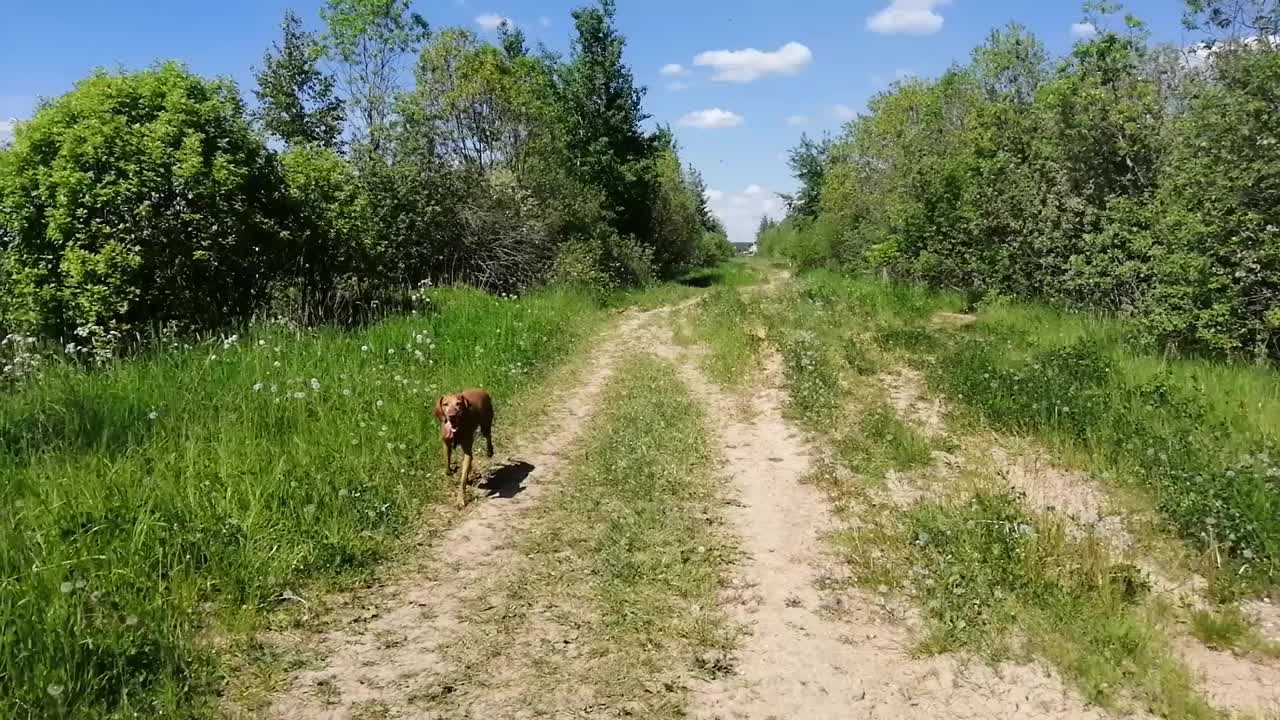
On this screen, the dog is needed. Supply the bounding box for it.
[432,388,495,507]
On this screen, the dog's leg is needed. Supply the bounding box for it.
[482,420,494,458]
[458,451,473,508]
[443,438,454,476]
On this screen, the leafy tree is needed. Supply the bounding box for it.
[784,133,831,220]
[683,164,724,234]
[558,0,657,248]
[321,0,429,147]
[253,11,345,149]
[0,63,289,338]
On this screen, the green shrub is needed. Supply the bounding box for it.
[0,62,290,339]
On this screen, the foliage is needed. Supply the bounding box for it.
[253,11,345,149]
[320,0,429,147]
[0,63,289,341]
[557,0,658,251]
[764,4,1280,360]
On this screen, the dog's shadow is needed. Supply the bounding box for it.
[478,460,535,499]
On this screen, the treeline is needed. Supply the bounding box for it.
[0,0,732,350]
[761,1,1280,360]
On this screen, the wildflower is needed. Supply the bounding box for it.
[376,400,385,409]
[270,384,279,393]
[273,361,282,368]
[291,391,306,400]
[148,410,159,421]
[342,389,352,397]
[259,340,267,346]
[209,354,219,361]
[46,684,64,699]
[387,348,396,355]
[60,581,74,594]
[310,378,321,392]
[361,345,370,353]
[339,488,350,498]
[253,383,264,392]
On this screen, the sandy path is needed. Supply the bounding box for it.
[264,305,671,719]
[665,290,1113,720]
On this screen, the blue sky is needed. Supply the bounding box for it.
[1,0,1195,243]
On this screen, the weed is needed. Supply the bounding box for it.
[833,491,1215,717]
[1190,606,1280,659]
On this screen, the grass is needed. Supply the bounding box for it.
[682,285,764,389]
[1190,606,1280,659]
[0,284,619,719]
[417,356,735,718]
[826,488,1215,718]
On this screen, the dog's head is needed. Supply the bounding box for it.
[436,393,470,433]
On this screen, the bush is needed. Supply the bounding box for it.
[0,62,290,340]
[691,231,734,268]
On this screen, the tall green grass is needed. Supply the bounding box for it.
[0,287,604,719]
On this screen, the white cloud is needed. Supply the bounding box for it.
[668,81,691,92]
[0,118,14,147]
[832,104,857,121]
[678,108,745,129]
[693,42,813,83]
[538,16,552,28]
[708,184,787,244]
[1070,22,1098,40]
[867,0,950,36]
[475,12,513,31]
[786,114,809,127]
[660,63,688,77]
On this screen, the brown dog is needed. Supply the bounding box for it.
[432,388,495,507]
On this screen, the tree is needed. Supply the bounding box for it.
[785,133,831,220]
[1184,0,1280,41]
[321,0,430,147]
[971,23,1048,105]
[683,164,724,234]
[253,11,345,149]
[558,0,657,247]
[0,63,290,338]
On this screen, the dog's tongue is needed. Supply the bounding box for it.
[444,421,456,437]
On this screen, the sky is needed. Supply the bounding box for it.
[0,0,1198,244]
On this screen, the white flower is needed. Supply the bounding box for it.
[376,400,385,408]
[252,383,264,392]
[387,348,396,355]
[361,345,370,352]
[309,378,321,392]
[148,410,159,421]
[60,581,74,594]
[342,389,352,397]
[270,384,278,393]
[258,340,267,346]
[46,684,64,698]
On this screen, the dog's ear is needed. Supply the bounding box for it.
[432,395,445,420]
[459,394,471,410]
